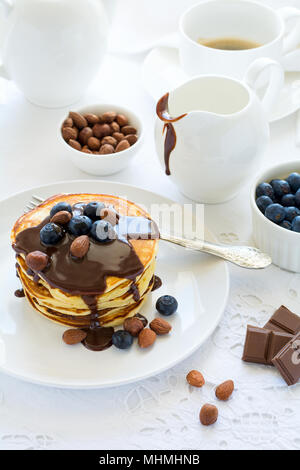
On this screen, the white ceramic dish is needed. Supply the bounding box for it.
[251,160,300,273]
[142,46,300,123]
[0,180,229,389]
[59,104,143,176]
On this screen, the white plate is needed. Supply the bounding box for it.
[142,46,300,123]
[0,180,229,389]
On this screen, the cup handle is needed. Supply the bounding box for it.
[278,7,300,55]
[245,57,284,116]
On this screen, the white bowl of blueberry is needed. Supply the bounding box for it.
[251,161,300,273]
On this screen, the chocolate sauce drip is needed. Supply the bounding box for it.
[14,288,25,298]
[129,282,140,302]
[151,275,162,292]
[156,92,187,176]
[82,326,114,351]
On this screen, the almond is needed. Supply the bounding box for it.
[78,127,93,145]
[63,328,87,345]
[68,139,82,151]
[84,113,100,125]
[87,136,101,151]
[70,235,90,258]
[125,134,138,146]
[50,210,72,225]
[199,404,218,426]
[102,111,117,123]
[99,144,114,154]
[93,123,111,139]
[186,370,205,387]
[101,136,117,147]
[112,132,125,142]
[121,125,137,135]
[124,317,144,337]
[62,126,78,142]
[110,121,120,133]
[69,111,88,129]
[116,114,129,127]
[62,117,73,128]
[215,380,234,401]
[25,251,49,272]
[138,328,156,348]
[150,318,172,335]
[115,140,130,152]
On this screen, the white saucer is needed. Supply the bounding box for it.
[0,180,229,389]
[142,46,300,123]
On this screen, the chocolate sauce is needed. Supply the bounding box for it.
[151,275,162,292]
[14,288,25,298]
[156,92,187,176]
[129,282,140,302]
[82,326,114,351]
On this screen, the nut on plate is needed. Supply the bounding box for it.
[138,328,156,348]
[199,404,218,426]
[63,329,87,345]
[186,370,205,387]
[215,380,234,401]
[124,317,144,337]
[50,210,72,225]
[150,318,172,335]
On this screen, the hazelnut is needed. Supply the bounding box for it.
[124,317,144,337]
[110,121,120,133]
[78,127,93,145]
[25,251,49,272]
[93,123,111,139]
[199,404,218,426]
[99,144,114,154]
[101,136,117,147]
[115,140,130,152]
[116,114,129,127]
[125,134,138,145]
[102,111,117,123]
[87,136,101,151]
[112,132,125,142]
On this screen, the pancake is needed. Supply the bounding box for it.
[12,193,159,328]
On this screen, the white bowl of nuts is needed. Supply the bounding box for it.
[59,104,143,176]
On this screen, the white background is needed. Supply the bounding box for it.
[0,0,299,450]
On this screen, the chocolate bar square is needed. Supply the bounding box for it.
[264,305,300,335]
[242,325,293,365]
[272,332,300,386]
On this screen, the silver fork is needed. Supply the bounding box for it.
[26,195,272,269]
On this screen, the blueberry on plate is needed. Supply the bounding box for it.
[270,179,291,199]
[68,215,92,236]
[40,223,64,245]
[286,172,300,193]
[265,203,285,224]
[281,193,296,207]
[84,201,106,220]
[279,220,292,230]
[284,206,300,222]
[292,216,300,232]
[256,195,273,213]
[90,220,115,242]
[112,330,133,350]
[156,295,178,316]
[256,182,274,200]
[50,202,72,219]
[295,189,300,208]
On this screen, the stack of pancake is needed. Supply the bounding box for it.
[11,193,159,328]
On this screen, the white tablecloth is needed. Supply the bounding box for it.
[0,0,299,451]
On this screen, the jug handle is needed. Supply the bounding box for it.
[0,0,13,80]
[277,7,300,56]
[244,57,284,116]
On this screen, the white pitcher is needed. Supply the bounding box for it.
[0,0,112,107]
[154,58,284,204]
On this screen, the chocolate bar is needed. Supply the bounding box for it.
[242,325,293,365]
[264,305,300,335]
[272,332,300,386]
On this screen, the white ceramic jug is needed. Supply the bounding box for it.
[0,0,111,107]
[154,58,284,204]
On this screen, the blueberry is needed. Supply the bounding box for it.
[50,202,72,219]
[84,201,105,220]
[286,172,300,193]
[281,193,296,207]
[256,195,273,213]
[90,220,115,242]
[68,215,92,236]
[156,295,178,316]
[284,206,300,222]
[40,223,64,245]
[265,203,285,224]
[256,182,274,200]
[270,179,291,199]
[292,216,300,232]
[112,330,133,349]
[279,220,292,230]
[296,189,300,208]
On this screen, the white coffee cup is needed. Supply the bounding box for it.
[179,0,300,79]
